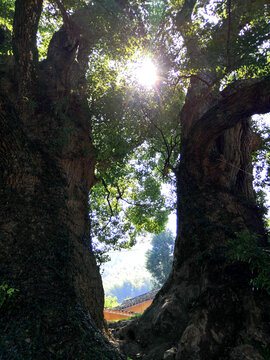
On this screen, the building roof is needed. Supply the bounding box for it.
[114,289,159,310]
[104,307,138,317]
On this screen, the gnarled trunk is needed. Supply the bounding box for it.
[0,1,122,359]
[0,60,120,360]
[116,80,270,360]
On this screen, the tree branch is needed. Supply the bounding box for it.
[116,185,148,208]
[101,178,114,217]
[52,0,70,28]
[175,74,212,88]
[175,0,197,29]
[141,105,171,160]
[187,77,270,155]
[51,0,81,40]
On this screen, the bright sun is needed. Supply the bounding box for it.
[135,57,158,88]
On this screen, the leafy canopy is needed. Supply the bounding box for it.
[2,0,269,262]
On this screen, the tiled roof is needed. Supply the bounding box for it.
[114,289,159,310]
[104,307,138,317]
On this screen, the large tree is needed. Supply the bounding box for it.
[0,0,143,358]
[115,1,270,359]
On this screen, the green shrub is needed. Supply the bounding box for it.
[228,230,270,294]
[0,283,19,314]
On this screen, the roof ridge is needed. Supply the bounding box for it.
[114,288,160,310]
[104,307,138,314]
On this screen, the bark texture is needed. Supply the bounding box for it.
[0,1,121,359]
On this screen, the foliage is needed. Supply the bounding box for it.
[0,0,15,28]
[252,115,270,198]
[228,230,270,294]
[3,0,270,278]
[38,0,145,60]
[87,41,181,258]
[244,339,270,360]
[90,143,172,260]
[104,296,120,309]
[37,2,63,60]
[89,0,269,261]
[0,0,14,58]
[145,230,174,288]
[154,0,270,92]
[0,283,19,314]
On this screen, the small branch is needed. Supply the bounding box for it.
[116,185,147,208]
[175,0,197,29]
[51,0,80,39]
[100,218,112,232]
[97,178,115,232]
[175,74,212,88]
[116,185,124,199]
[141,106,180,175]
[101,178,113,216]
[52,0,70,27]
[141,105,171,159]
[121,197,147,207]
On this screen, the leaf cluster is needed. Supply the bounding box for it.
[252,116,270,192]
[159,0,270,92]
[90,145,171,259]
[0,283,19,315]
[104,295,120,309]
[0,0,15,31]
[0,0,15,58]
[228,230,270,294]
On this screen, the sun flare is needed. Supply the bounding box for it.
[135,57,158,88]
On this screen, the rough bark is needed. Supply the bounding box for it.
[0,1,122,359]
[114,73,270,360]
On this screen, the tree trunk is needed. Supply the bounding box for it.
[0,1,122,359]
[115,80,270,360]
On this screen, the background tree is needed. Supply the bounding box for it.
[104,296,120,309]
[146,230,174,288]
[107,280,151,303]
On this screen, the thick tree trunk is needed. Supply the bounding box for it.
[0,97,123,359]
[0,2,122,359]
[115,83,270,359]
[0,68,121,360]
